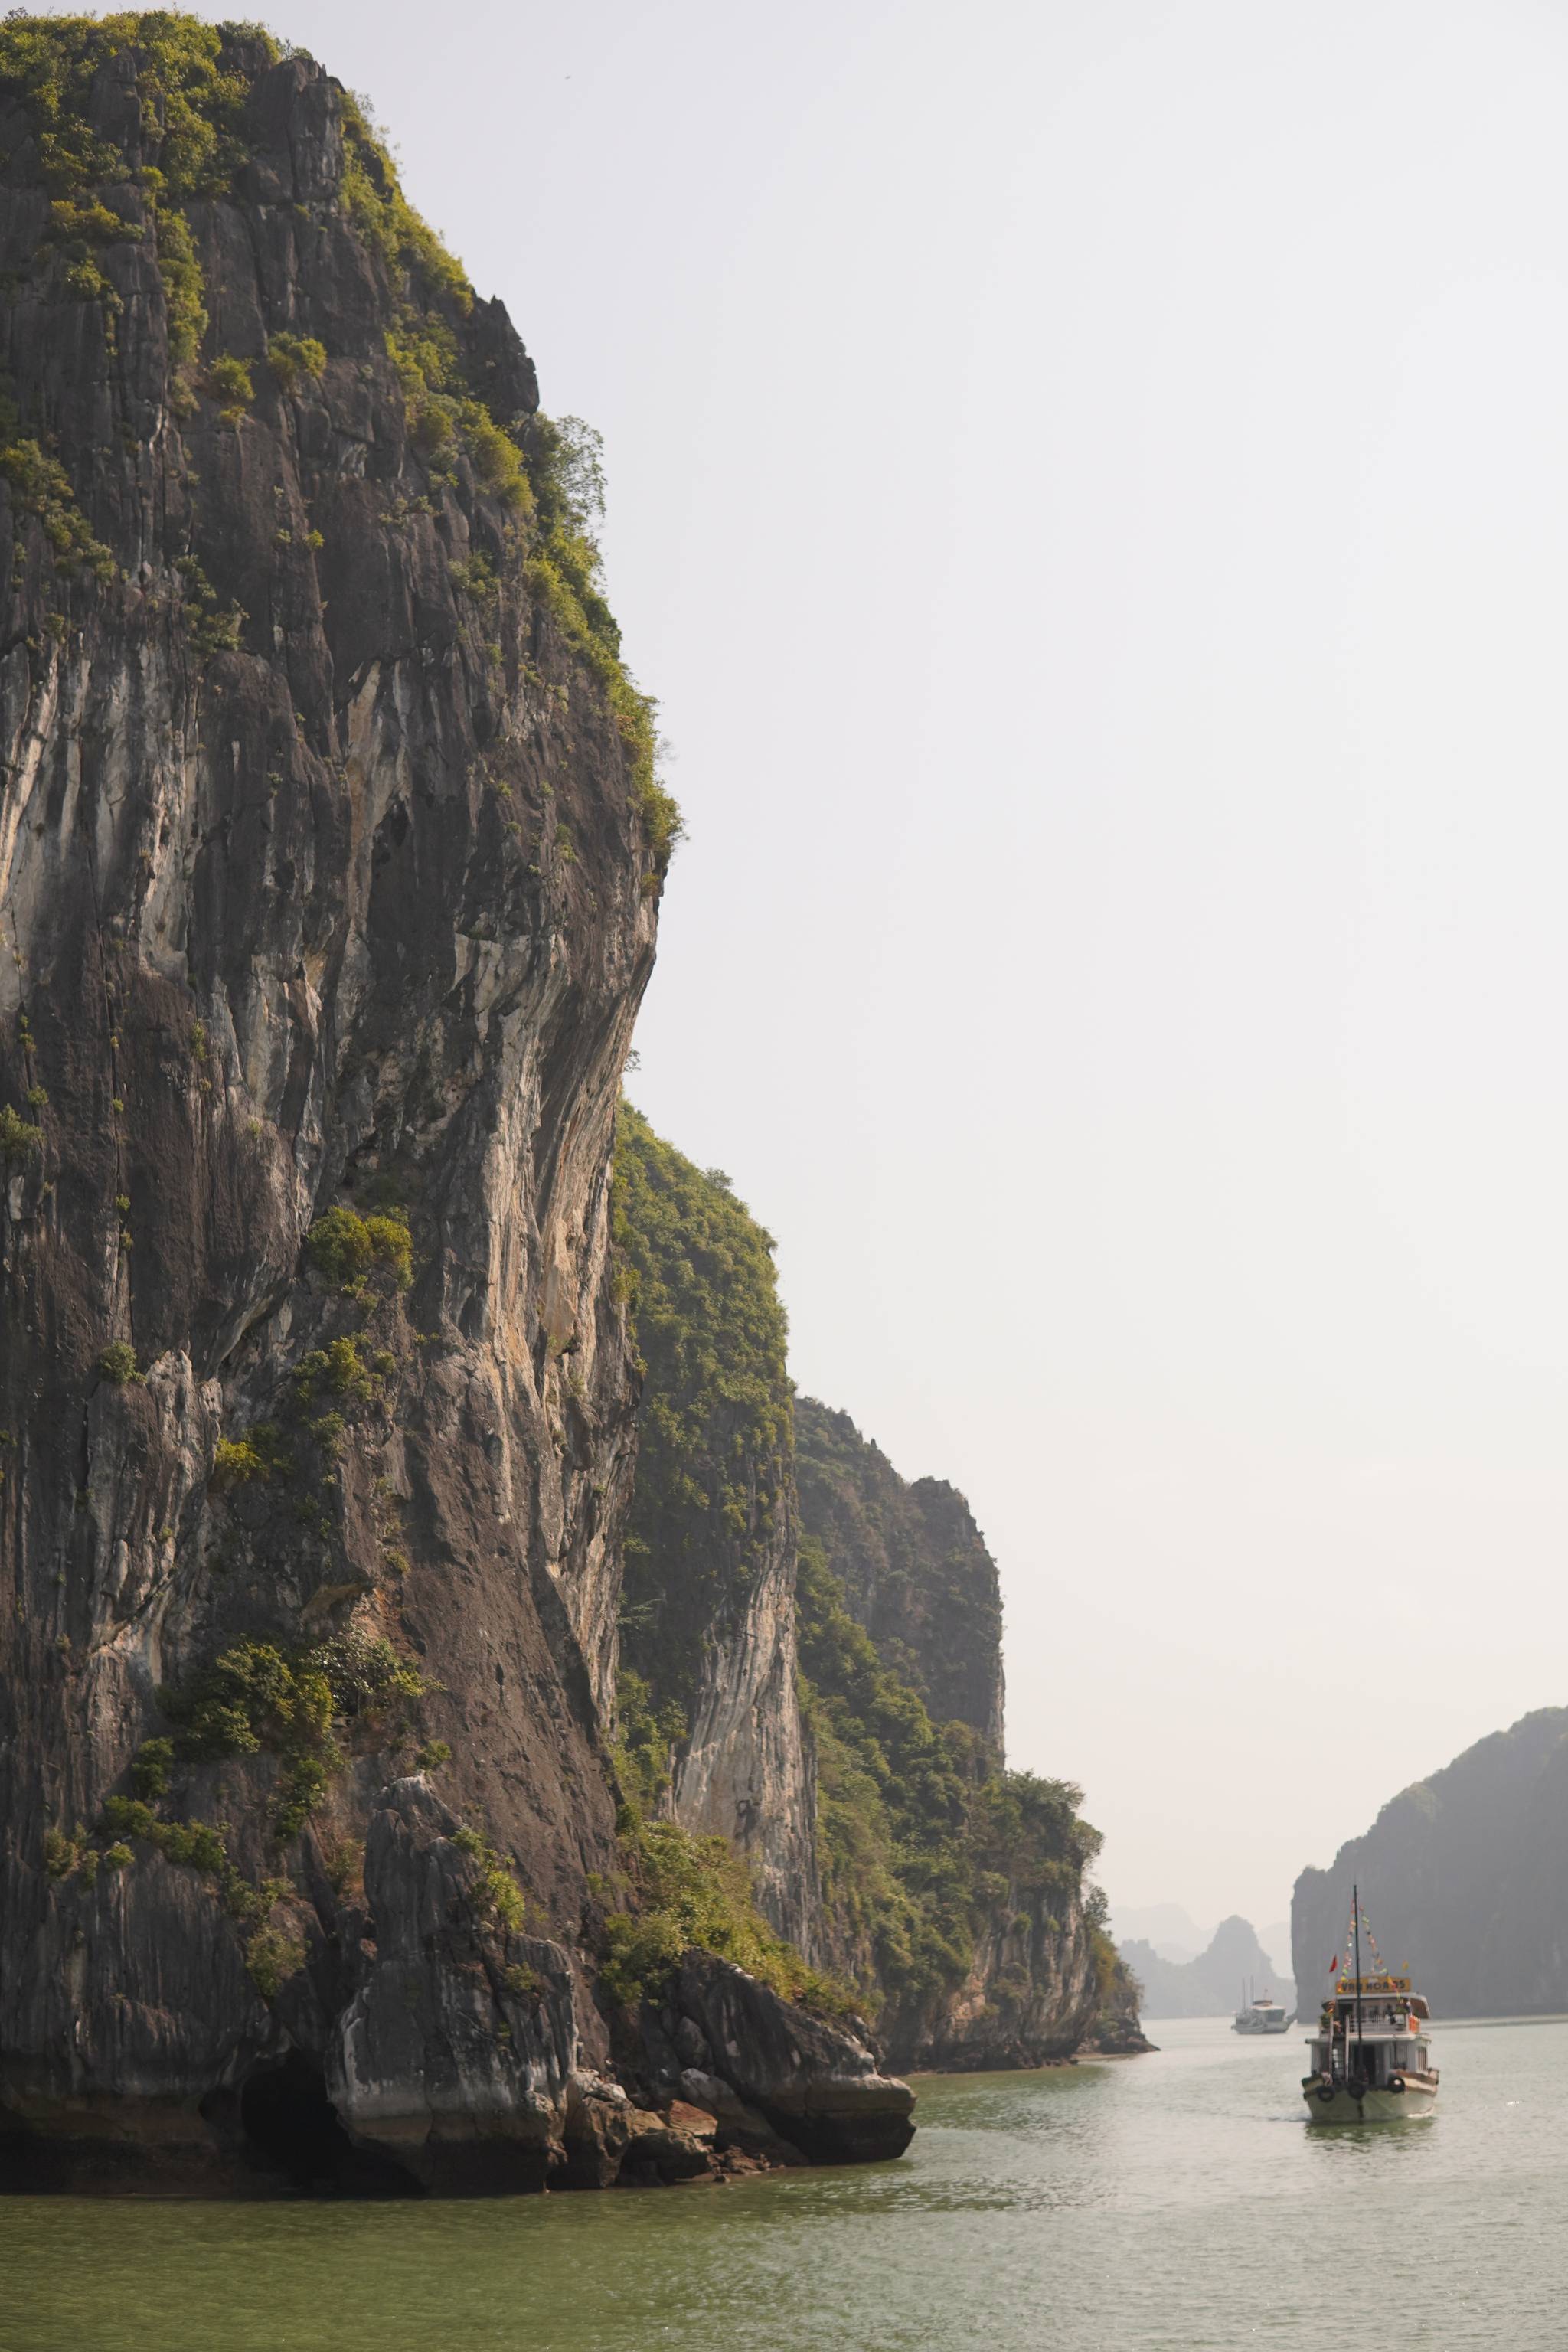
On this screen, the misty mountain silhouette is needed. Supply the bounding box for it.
[1119,1914,1294,2018]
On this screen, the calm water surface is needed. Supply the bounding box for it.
[5,2014,1566,2350]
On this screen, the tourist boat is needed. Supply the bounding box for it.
[1233,1991,1291,2035]
[1301,1886,1438,2122]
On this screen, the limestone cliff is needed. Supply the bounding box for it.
[0,15,907,2195]
[615,1112,1147,2071]
[611,1107,818,1953]
[1292,1708,1568,2020]
[798,1496,1132,2069]
[794,1397,1004,1750]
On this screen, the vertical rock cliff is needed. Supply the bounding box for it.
[615,1111,1147,2070]
[1292,1708,1568,2020]
[0,16,909,2194]
[792,1416,1136,2067]
[795,1397,1004,1752]
[611,1107,818,1953]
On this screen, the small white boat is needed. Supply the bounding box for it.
[1233,1991,1292,2035]
[1301,1886,1438,2123]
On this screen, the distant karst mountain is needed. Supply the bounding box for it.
[1111,1902,1214,1964]
[1120,1915,1294,2017]
[1292,1708,1568,2019]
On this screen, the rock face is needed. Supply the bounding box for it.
[0,18,906,2195]
[669,1491,819,1957]
[1083,1965,1158,2056]
[880,1891,1105,2072]
[1292,1708,1568,2020]
[664,1955,913,2163]
[327,1779,586,2197]
[615,1116,1148,2075]
[863,1773,1139,2073]
[789,1396,1142,2070]
[612,1107,819,1953]
[795,1397,1004,1750]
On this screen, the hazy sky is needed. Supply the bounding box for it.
[167,0,1568,1934]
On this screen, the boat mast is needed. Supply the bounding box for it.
[1352,1881,1364,2082]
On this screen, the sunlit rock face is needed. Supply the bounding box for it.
[668,1492,822,1958]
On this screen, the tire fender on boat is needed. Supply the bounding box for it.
[1315,2083,1334,2102]
[1387,2076,1405,2094]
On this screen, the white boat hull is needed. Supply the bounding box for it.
[1302,2084,1438,2124]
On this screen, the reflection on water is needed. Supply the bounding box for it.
[4,2015,1566,2350]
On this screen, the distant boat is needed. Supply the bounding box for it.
[1232,1990,1291,2035]
[1301,1883,1439,2122]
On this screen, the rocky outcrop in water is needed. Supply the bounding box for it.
[1083,1963,1157,2056]
[633,1955,913,2165]
[1291,1707,1568,2020]
[0,15,904,2197]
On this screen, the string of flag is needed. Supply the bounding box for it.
[1328,1903,1393,1981]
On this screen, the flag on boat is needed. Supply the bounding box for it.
[1329,1955,1339,1973]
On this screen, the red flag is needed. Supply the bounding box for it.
[1329,1955,1340,1973]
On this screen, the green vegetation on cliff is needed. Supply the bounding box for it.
[0,13,267,197]
[613,1106,790,1717]
[799,1531,1100,2013]
[333,85,677,851]
[603,1667,847,2016]
[614,1102,1112,2029]
[0,11,678,857]
[0,12,257,376]
[795,1396,1004,1746]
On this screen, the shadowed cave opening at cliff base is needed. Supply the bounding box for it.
[234,2056,424,2199]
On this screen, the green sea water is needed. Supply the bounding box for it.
[4,2014,1565,2351]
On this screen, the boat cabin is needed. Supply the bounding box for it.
[1305,1973,1437,2089]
